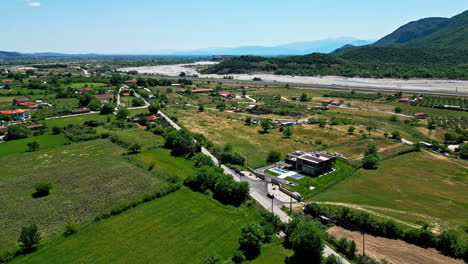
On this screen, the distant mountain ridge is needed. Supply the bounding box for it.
[168,37,373,56]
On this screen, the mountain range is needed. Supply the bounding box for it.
[167,37,373,56]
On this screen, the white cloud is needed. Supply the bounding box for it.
[27,1,41,7]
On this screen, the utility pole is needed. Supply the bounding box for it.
[362,232,366,256]
[289,195,292,214]
[271,194,275,213]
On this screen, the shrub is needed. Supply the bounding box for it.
[267,151,281,163]
[239,224,264,260]
[231,250,246,264]
[33,182,52,198]
[18,224,41,253]
[191,153,215,168]
[62,223,78,237]
[27,141,40,152]
[129,143,142,154]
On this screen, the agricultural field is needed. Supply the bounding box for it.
[0,134,68,156]
[12,188,263,264]
[165,106,406,168]
[132,148,196,179]
[313,151,468,232]
[0,139,161,250]
[165,107,316,168]
[43,113,116,127]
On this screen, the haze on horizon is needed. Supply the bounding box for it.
[1,0,467,54]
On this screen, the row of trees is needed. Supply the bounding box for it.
[184,159,249,206]
[304,203,468,262]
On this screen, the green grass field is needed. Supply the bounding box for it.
[46,98,79,108]
[12,188,262,264]
[0,134,68,156]
[246,237,293,264]
[0,140,161,250]
[97,128,164,150]
[314,151,468,232]
[133,148,196,179]
[68,83,108,89]
[43,113,116,127]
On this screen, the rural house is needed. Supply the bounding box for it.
[285,151,336,176]
[0,109,30,121]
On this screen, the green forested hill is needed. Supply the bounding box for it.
[205,10,468,79]
[373,10,468,49]
[204,47,468,79]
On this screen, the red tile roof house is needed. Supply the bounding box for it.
[78,88,93,94]
[17,102,39,110]
[398,98,410,103]
[414,112,427,118]
[147,115,158,121]
[13,98,30,105]
[330,101,340,106]
[191,89,214,93]
[321,99,332,104]
[1,80,14,83]
[0,109,30,121]
[219,91,235,99]
[124,80,137,84]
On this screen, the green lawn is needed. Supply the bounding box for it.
[47,98,79,108]
[0,134,68,156]
[133,148,196,179]
[0,140,161,250]
[314,151,468,232]
[246,237,293,264]
[285,160,356,199]
[12,188,262,264]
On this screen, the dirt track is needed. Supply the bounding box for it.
[328,226,463,264]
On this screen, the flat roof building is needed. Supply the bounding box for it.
[285,151,336,176]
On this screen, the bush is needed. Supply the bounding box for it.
[62,223,78,237]
[191,153,215,168]
[33,182,52,198]
[231,250,246,264]
[289,220,324,263]
[100,103,114,115]
[18,224,41,253]
[129,143,142,154]
[239,224,264,260]
[27,141,40,152]
[267,151,281,163]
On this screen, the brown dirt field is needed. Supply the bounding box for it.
[328,226,463,264]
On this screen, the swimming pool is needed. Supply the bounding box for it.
[272,168,287,174]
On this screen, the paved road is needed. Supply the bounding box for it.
[245,95,257,102]
[158,110,350,263]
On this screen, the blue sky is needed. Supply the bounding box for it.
[1,0,467,54]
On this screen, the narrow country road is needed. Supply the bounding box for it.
[157,110,351,264]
